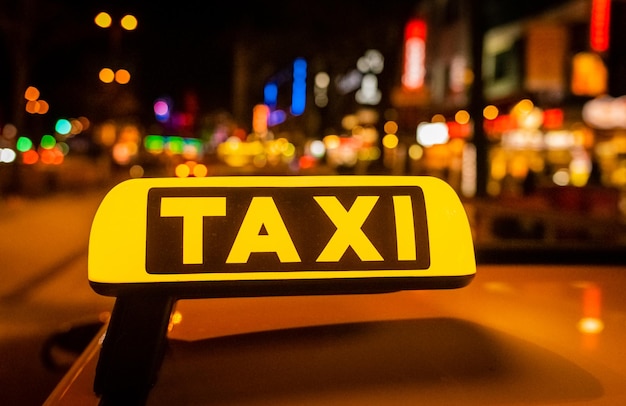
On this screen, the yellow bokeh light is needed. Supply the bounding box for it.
[341,115,359,130]
[24,86,40,101]
[510,155,529,179]
[121,14,138,31]
[384,121,398,134]
[115,69,131,84]
[193,164,208,177]
[455,110,471,125]
[408,144,423,160]
[95,12,112,28]
[323,135,340,149]
[99,68,115,83]
[490,151,507,180]
[431,114,446,123]
[382,133,399,149]
[512,99,535,116]
[577,317,605,334]
[175,163,191,178]
[483,105,499,120]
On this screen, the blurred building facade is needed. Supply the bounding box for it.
[390,0,625,219]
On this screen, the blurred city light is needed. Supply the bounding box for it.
[314,72,330,108]
[24,86,40,101]
[94,12,113,28]
[308,140,325,158]
[571,52,607,96]
[25,100,49,114]
[129,165,144,178]
[115,69,131,84]
[252,104,270,135]
[55,119,72,135]
[22,150,38,165]
[120,14,138,31]
[483,105,499,120]
[16,137,33,152]
[263,83,278,109]
[99,68,115,83]
[99,68,131,84]
[153,99,171,122]
[402,19,427,90]
[2,124,17,139]
[408,144,423,161]
[382,133,399,149]
[193,163,208,177]
[0,148,16,163]
[455,110,471,125]
[582,95,626,129]
[417,122,449,147]
[24,86,49,115]
[144,135,165,153]
[590,0,611,52]
[166,136,184,154]
[291,58,307,116]
[384,121,398,134]
[268,109,286,126]
[40,135,56,149]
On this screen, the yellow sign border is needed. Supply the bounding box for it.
[88,176,475,287]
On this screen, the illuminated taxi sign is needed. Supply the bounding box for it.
[88,176,475,296]
[147,186,430,274]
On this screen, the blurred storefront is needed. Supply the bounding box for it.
[390,0,626,219]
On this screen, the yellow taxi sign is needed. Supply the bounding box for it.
[88,176,475,296]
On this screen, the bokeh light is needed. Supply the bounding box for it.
[483,105,499,120]
[0,148,16,163]
[16,137,33,152]
[382,133,399,149]
[22,149,39,165]
[175,163,191,178]
[121,14,138,31]
[40,135,57,149]
[384,121,399,134]
[95,12,112,28]
[24,86,40,101]
[2,124,17,139]
[193,163,208,177]
[99,68,115,83]
[153,99,170,122]
[55,119,72,135]
[129,165,144,178]
[115,69,131,84]
[455,110,471,125]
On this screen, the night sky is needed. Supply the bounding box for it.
[0,0,570,131]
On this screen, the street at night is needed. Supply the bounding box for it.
[0,187,114,405]
[2,0,626,404]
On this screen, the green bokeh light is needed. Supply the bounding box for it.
[16,136,33,152]
[40,134,57,149]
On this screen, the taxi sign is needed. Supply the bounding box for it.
[89,176,475,403]
[88,176,475,297]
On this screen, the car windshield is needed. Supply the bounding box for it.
[1,0,625,405]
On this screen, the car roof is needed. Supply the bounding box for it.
[47,263,626,405]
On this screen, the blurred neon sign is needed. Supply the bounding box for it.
[590,0,611,52]
[291,58,307,116]
[402,19,427,91]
